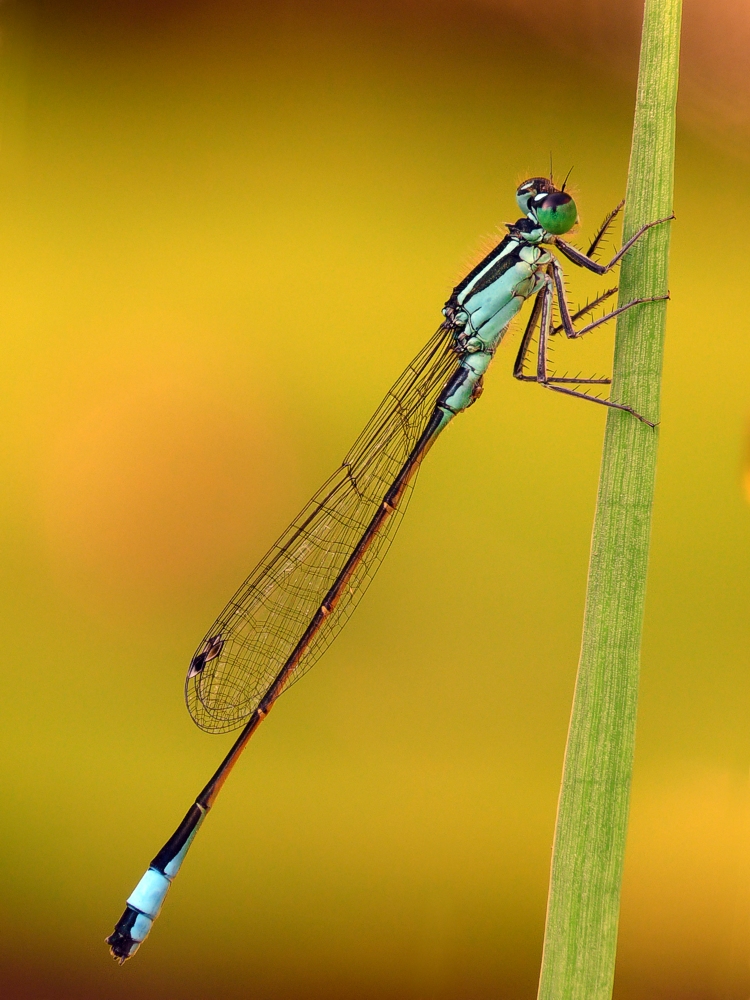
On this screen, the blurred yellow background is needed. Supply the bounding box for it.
[1,1,749,997]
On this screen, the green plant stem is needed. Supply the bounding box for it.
[536,2,681,998]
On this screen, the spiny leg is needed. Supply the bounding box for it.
[550,286,618,335]
[513,289,544,382]
[542,378,655,426]
[512,282,607,386]
[535,275,655,426]
[554,213,674,276]
[586,200,624,259]
[515,279,611,387]
[545,375,612,385]
[549,285,617,381]
[551,257,668,341]
[535,278,554,383]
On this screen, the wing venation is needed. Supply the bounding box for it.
[186,324,460,733]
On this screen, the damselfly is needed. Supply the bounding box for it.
[107,175,671,961]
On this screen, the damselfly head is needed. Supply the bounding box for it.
[516,177,577,235]
[188,634,224,677]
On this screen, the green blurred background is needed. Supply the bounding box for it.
[1,1,749,997]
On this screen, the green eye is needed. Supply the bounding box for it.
[535,193,577,235]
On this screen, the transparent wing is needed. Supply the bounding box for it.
[186,323,461,733]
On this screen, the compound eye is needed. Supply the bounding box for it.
[535,192,578,235]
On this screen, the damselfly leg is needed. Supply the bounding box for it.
[515,272,665,426]
[550,286,618,337]
[513,292,543,382]
[515,287,618,385]
[541,277,655,423]
[513,204,673,424]
[550,258,669,342]
[554,212,675,275]
[586,200,624,260]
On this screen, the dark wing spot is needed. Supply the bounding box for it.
[188,634,224,677]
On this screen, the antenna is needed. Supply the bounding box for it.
[561,165,574,192]
[549,152,554,185]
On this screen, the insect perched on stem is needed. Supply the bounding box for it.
[107,175,672,963]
